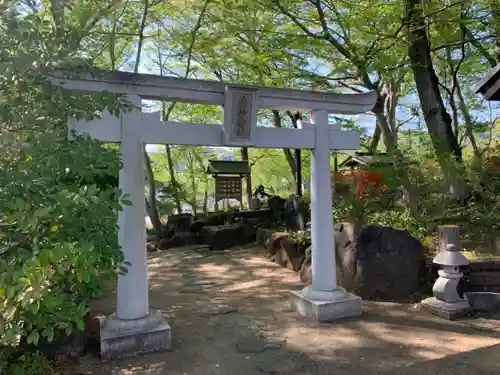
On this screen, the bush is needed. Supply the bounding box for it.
[332,152,500,248]
[0,131,129,348]
[0,348,53,375]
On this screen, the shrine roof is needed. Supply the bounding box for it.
[475,63,500,101]
[338,152,418,169]
[206,160,250,175]
[338,152,392,168]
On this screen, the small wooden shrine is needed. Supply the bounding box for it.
[338,151,391,169]
[206,160,250,210]
[335,152,391,196]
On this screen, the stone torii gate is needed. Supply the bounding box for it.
[50,70,377,361]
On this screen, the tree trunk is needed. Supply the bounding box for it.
[372,82,399,152]
[187,153,198,215]
[203,188,208,214]
[144,150,163,243]
[368,122,382,152]
[456,79,481,158]
[272,110,297,184]
[240,147,252,208]
[405,0,462,161]
[288,111,303,195]
[165,144,183,213]
[295,148,302,196]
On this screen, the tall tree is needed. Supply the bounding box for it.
[405,0,462,161]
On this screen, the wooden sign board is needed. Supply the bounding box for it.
[215,176,242,201]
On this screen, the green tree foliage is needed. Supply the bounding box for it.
[0,3,132,368]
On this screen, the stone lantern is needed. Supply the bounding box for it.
[421,243,471,320]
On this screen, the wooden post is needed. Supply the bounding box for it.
[438,225,461,252]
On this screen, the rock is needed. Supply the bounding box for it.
[299,252,344,285]
[274,237,305,272]
[159,232,203,249]
[202,224,256,251]
[267,195,286,223]
[284,194,308,232]
[266,231,289,257]
[256,228,272,247]
[298,223,348,284]
[340,224,424,301]
[299,254,312,283]
[235,337,282,353]
[334,222,354,250]
[147,243,158,252]
[166,213,194,233]
[189,220,206,233]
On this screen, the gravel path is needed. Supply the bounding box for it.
[71,245,500,375]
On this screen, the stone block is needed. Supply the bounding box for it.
[202,224,256,251]
[290,289,362,322]
[420,297,473,320]
[100,309,171,362]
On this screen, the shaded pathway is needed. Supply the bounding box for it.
[78,245,500,375]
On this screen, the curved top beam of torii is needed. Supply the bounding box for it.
[48,69,377,115]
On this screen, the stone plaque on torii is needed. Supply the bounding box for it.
[49,69,377,361]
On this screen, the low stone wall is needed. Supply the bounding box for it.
[425,259,500,294]
[148,210,274,251]
[462,261,500,293]
[202,223,258,251]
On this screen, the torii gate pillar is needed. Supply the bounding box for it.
[290,110,362,322]
[100,96,171,361]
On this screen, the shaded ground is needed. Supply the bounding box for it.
[74,245,500,375]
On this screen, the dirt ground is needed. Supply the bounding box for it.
[73,245,500,375]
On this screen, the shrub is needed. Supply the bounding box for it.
[0,131,130,348]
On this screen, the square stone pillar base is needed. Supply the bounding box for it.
[99,309,172,361]
[420,296,473,320]
[290,287,362,322]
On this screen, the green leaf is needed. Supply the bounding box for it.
[65,323,73,336]
[27,330,40,345]
[76,319,85,331]
[42,327,54,342]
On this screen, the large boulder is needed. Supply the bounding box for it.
[298,223,424,301]
[339,224,424,301]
